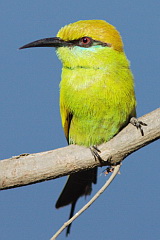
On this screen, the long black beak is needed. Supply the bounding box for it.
[19,37,69,49]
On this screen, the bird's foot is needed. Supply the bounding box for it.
[90,145,104,165]
[130,117,147,136]
[90,146,113,166]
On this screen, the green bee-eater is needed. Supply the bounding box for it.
[20,20,136,235]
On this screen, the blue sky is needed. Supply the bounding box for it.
[0,1,159,240]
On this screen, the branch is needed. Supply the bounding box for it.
[50,164,121,239]
[0,108,159,190]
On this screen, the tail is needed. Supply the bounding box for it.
[55,167,97,235]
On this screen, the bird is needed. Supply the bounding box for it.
[20,20,136,235]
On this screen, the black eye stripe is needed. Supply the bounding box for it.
[68,37,92,47]
[66,37,111,48]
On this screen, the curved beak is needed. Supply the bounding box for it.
[19,37,69,49]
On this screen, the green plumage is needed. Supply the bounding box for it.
[59,47,136,146]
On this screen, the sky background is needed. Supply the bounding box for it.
[0,1,159,240]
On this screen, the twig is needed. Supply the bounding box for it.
[50,163,121,240]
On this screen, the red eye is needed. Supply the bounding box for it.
[79,37,92,47]
[82,37,90,44]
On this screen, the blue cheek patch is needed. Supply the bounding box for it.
[74,45,103,52]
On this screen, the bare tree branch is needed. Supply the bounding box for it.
[0,108,159,190]
[50,164,121,240]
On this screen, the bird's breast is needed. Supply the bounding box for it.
[60,66,136,146]
[61,67,106,90]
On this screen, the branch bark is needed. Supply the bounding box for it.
[0,108,159,190]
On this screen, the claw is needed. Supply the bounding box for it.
[90,145,103,165]
[130,117,147,136]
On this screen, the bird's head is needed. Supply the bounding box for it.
[20,20,124,69]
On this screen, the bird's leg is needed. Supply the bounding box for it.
[90,145,104,165]
[130,117,147,136]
